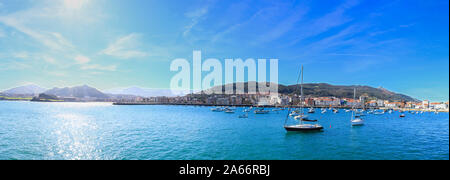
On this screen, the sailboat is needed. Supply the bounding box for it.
[374,110,385,115]
[254,108,270,114]
[284,66,323,132]
[224,107,235,113]
[351,88,364,126]
[333,108,339,113]
[289,109,302,116]
[211,107,222,112]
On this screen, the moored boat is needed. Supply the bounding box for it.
[351,88,364,126]
[254,108,269,114]
[284,124,323,131]
[225,109,235,113]
[284,66,323,132]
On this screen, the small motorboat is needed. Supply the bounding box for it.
[289,110,302,116]
[225,110,235,113]
[374,111,385,115]
[400,114,406,118]
[211,107,222,112]
[307,108,315,113]
[301,118,318,122]
[254,109,270,114]
[224,108,235,113]
[293,115,309,120]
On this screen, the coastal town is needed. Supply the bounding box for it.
[112,93,449,112]
[1,84,448,112]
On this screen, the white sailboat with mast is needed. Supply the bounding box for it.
[284,66,323,132]
[351,88,364,126]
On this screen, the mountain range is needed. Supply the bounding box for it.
[2,83,419,102]
[203,82,419,102]
[44,85,109,99]
[1,84,46,95]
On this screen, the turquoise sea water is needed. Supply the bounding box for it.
[0,101,448,160]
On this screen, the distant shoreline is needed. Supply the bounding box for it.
[111,102,450,112]
[1,100,448,112]
[112,102,352,108]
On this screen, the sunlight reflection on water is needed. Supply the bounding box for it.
[49,113,100,160]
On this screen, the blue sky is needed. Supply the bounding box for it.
[0,0,448,101]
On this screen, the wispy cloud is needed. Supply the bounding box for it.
[13,52,30,59]
[183,1,215,37]
[80,64,117,71]
[301,24,367,55]
[42,56,57,64]
[0,28,5,38]
[0,16,75,52]
[327,53,378,57]
[47,71,67,77]
[289,0,360,46]
[0,0,80,53]
[63,0,90,10]
[343,59,379,73]
[0,0,103,68]
[74,55,91,64]
[100,33,148,59]
[211,7,266,43]
[254,6,308,44]
[74,55,117,71]
[0,61,32,71]
[399,23,416,28]
[211,2,298,44]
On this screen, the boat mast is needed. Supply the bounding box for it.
[284,65,302,126]
[300,66,304,125]
[352,88,356,121]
